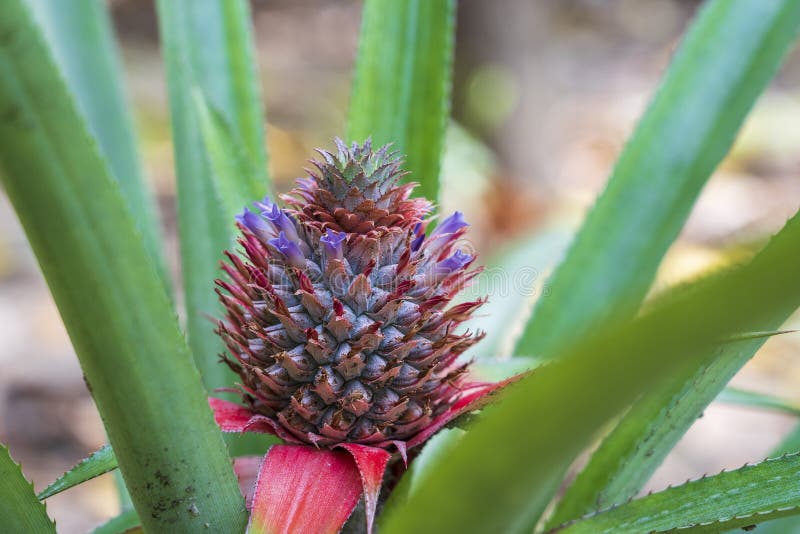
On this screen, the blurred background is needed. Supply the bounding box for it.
[2,1,800,531]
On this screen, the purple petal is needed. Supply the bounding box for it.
[411,222,425,252]
[436,249,473,276]
[236,208,275,243]
[431,211,468,237]
[423,212,469,258]
[268,231,305,266]
[320,229,346,260]
[264,204,300,242]
[253,195,275,213]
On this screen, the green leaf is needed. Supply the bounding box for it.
[556,453,800,534]
[38,444,117,500]
[547,274,800,527]
[717,387,800,417]
[27,0,167,287]
[193,88,264,223]
[380,206,800,533]
[726,329,797,342]
[0,445,55,533]
[347,0,455,203]
[0,1,246,530]
[514,0,800,361]
[91,508,140,534]
[156,0,269,394]
[407,428,464,497]
[752,425,800,534]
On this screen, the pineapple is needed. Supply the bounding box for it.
[216,139,485,448]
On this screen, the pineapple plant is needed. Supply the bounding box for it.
[2,1,800,533]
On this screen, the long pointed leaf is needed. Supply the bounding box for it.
[194,88,264,223]
[0,1,246,529]
[0,445,55,533]
[514,0,800,360]
[38,444,117,500]
[547,324,800,527]
[156,0,269,393]
[727,329,797,342]
[347,0,455,202]
[739,409,800,533]
[557,453,800,534]
[548,256,800,527]
[717,387,800,417]
[380,207,800,532]
[28,0,167,286]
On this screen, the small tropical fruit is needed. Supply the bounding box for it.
[216,139,485,448]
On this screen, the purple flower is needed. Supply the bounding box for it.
[264,203,301,242]
[411,222,425,252]
[424,212,470,258]
[253,195,276,213]
[436,249,473,276]
[431,211,468,237]
[268,232,305,266]
[236,208,275,243]
[320,229,346,260]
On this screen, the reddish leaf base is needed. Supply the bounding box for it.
[212,378,518,534]
[245,445,367,534]
[333,444,389,534]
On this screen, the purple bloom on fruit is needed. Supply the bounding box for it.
[267,231,305,267]
[252,195,275,213]
[263,201,302,243]
[320,228,346,260]
[437,249,474,276]
[235,207,273,243]
[433,210,468,236]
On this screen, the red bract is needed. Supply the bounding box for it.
[211,377,513,533]
[212,140,521,533]
[247,446,366,534]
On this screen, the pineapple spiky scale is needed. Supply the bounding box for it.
[216,139,485,448]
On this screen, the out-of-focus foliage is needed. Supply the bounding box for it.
[348,0,455,203]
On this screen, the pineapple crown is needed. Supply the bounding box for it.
[216,139,486,449]
[283,138,432,235]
